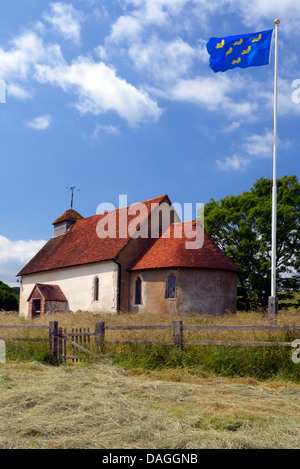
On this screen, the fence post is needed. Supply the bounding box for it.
[58,327,63,364]
[95,322,105,352]
[268,297,278,325]
[49,321,59,365]
[173,320,184,351]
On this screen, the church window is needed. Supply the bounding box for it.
[93,277,99,301]
[135,277,142,305]
[166,274,176,299]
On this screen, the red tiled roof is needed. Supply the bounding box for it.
[28,284,67,302]
[129,220,240,273]
[18,195,168,276]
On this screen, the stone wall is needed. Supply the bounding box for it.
[129,268,237,316]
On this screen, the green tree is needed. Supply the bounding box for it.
[0,281,19,311]
[202,175,300,310]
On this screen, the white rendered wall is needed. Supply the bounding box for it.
[19,261,118,318]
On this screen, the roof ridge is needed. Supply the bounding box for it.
[129,222,240,273]
[80,195,168,221]
[18,194,171,276]
[97,194,167,217]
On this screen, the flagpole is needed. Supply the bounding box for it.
[268,18,280,324]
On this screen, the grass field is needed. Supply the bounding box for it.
[1,360,300,449]
[1,309,300,449]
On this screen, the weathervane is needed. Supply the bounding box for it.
[66,186,80,209]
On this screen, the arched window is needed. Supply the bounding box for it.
[135,277,142,305]
[93,277,99,301]
[166,274,176,299]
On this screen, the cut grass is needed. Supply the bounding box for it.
[1,361,300,449]
[1,310,300,449]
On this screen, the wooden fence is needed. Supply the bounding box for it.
[1,320,300,366]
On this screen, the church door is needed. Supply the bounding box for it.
[33,299,41,318]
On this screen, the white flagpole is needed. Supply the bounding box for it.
[268,18,280,323]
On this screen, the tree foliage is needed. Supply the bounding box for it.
[0,281,19,311]
[203,175,300,310]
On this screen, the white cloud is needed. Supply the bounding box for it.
[25,114,51,130]
[0,236,46,286]
[109,15,143,43]
[216,154,249,171]
[43,2,83,44]
[222,121,242,133]
[7,83,32,100]
[243,131,274,157]
[196,39,210,63]
[109,0,212,40]
[128,36,196,83]
[35,57,162,125]
[216,128,287,171]
[0,20,162,126]
[94,124,119,135]
[225,0,300,31]
[153,74,257,118]
[90,123,120,141]
[0,30,65,101]
[0,32,45,82]
[166,76,229,108]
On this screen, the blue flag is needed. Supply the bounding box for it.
[206,29,273,73]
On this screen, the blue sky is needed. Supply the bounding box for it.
[0,0,299,286]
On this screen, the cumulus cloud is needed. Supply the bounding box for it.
[225,0,300,31]
[0,23,162,126]
[108,0,215,41]
[152,74,258,119]
[0,30,64,101]
[216,154,249,171]
[25,114,51,130]
[7,83,31,100]
[0,31,45,83]
[109,15,143,43]
[35,57,162,125]
[1,0,299,130]
[128,36,196,83]
[43,2,83,44]
[0,236,46,286]
[92,124,119,138]
[243,131,274,158]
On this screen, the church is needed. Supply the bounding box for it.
[18,194,239,318]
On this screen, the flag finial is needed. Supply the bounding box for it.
[274,18,280,24]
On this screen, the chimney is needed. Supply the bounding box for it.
[52,209,84,237]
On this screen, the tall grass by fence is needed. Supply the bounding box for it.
[1,320,299,366]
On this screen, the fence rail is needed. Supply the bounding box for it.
[1,320,299,365]
[0,323,49,342]
[100,321,300,352]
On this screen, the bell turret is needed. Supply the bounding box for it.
[52,209,83,237]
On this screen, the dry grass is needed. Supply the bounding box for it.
[1,311,300,448]
[1,309,300,370]
[1,360,300,449]
[2,308,300,341]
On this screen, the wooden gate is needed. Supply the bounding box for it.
[49,321,104,364]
